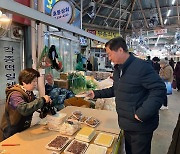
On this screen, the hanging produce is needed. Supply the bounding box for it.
[38,46,52,69]
[48,45,63,71]
[68,72,86,94]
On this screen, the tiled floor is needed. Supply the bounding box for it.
[151,89,180,154]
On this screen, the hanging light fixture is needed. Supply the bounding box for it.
[0,12,12,37]
[0,14,11,22]
[0,10,2,17]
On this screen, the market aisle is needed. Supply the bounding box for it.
[151,90,180,154]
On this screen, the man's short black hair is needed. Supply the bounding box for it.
[105,37,128,52]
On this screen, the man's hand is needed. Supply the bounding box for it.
[135,114,143,122]
[86,90,95,99]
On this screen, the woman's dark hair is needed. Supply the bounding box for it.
[18,68,40,85]
[105,37,128,52]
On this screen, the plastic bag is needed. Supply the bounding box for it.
[48,45,63,71]
[113,130,126,154]
[38,46,52,69]
[165,81,172,95]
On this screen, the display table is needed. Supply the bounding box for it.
[0,106,120,154]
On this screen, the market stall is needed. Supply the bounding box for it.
[0,106,120,154]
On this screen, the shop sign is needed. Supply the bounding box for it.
[86,28,120,40]
[51,0,75,24]
[79,37,87,46]
[45,0,59,14]
[87,29,96,35]
[0,41,21,100]
[13,0,31,25]
[154,28,167,35]
[91,40,105,48]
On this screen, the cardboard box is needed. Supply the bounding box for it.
[54,79,69,89]
[64,97,90,108]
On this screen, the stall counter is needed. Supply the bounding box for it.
[0,106,120,154]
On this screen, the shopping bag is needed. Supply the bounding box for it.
[38,46,52,69]
[112,130,126,154]
[165,81,172,95]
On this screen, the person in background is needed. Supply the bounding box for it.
[86,37,166,154]
[48,45,60,70]
[174,61,180,91]
[152,57,161,74]
[146,55,153,66]
[45,73,57,95]
[169,58,175,71]
[76,53,85,71]
[87,60,93,71]
[165,57,169,61]
[0,68,51,141]
[159,59,173,110]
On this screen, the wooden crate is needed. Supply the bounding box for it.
[64,97,90,108]
[54,79,69,89]
[60,73,68,80]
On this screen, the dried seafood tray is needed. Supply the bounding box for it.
[46,135,72,151]
[85,117,100,128]
[64,139,89,154]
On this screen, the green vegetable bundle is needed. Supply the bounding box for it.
[86,80,97,90]
[68,72,86,94]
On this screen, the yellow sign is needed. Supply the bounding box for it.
[85,29,120,40]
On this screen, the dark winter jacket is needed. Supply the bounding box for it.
[174,62,180,78]
[94,53,166,132]
[168,113,180,154]
[153,62,160,74]
[0,85,45,141]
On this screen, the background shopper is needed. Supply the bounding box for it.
[174,61,180,91]
[159,59,173,110]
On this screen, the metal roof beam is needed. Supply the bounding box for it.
[113,3,131,28]
[0,0,107,43]
[125,0,137,30]
[133,5,180,13]
[96,2,130,14]
[132,15,179,22]
[137,0,149,29]
[91,0,104,24]
[83,23,119,31]
[102,0,120,26]
[177,0,180,25]
[69,0,80,10]
[124,24,179,33]
[82,5,90,17]
[155,0,163,27]
[96,14,126,22]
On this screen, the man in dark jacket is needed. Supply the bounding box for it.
[167,113,180,154]
[86,37,166,154]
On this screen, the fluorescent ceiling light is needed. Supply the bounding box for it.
[164,19,167,24]
[172,0,176,5]
[155,35,161,47]
[167,10,171,17]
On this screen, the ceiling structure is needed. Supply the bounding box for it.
[71,0,180,53]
